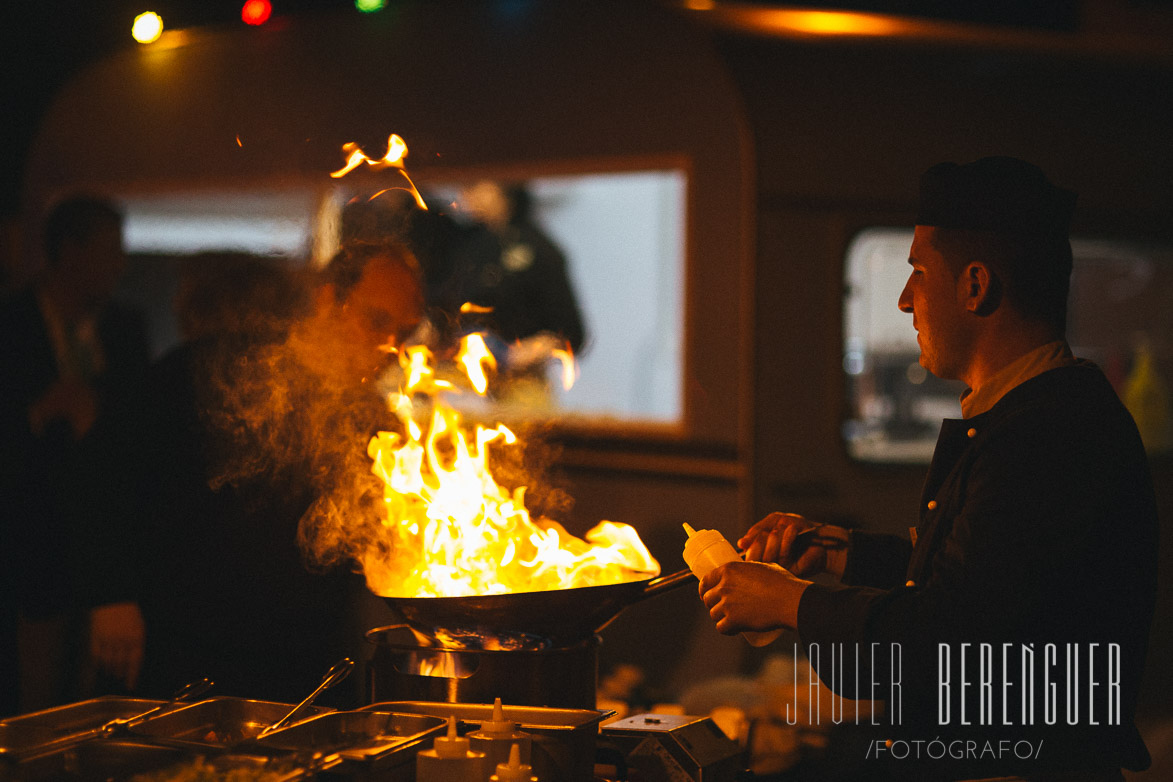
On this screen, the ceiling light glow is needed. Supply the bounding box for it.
[131,11,164,44]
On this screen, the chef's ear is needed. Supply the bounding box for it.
[962,262,1001,315]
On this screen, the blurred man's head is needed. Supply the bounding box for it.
[43,196,126,316]
[305,241,425,381]
[175,252,308,343]
[461,180,511,230]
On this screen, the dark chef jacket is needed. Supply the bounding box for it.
[797,362,1158,780]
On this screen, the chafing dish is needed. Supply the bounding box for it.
[0,698,165,761]
[255,710,445,772]
[6,738,189,781]
[127,697,331,750]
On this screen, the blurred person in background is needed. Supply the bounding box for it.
[76,243,423,704]
[76,252,308,698]
[439,181,587,407]
[0,195,149,716]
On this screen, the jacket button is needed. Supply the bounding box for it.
[927,500,938,510]
[905,580,916,588]
[967,427,978,438]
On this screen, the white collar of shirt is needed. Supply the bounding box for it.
[959,340,1077,419]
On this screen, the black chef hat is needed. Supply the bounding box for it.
[916,157,1077,236]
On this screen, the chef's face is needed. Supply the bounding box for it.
[323,253,424,378]
[898,226,974,381]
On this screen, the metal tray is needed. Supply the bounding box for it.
[6,738,191,782]
[127,697,331,750]
[362,701,613,782]
[0,698,165,760]
[255,710,446,763]
[0,723,59,763]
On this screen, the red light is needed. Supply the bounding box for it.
[241,0,272,25]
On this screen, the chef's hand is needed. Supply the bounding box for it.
[507,332,563,370]
[738,512,848,579]
[89,602,145,690]
[699,560,810,635]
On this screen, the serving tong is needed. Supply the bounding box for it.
[257,658,354,739]
[99,677,215,735]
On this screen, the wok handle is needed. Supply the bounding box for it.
[637,568,697,599]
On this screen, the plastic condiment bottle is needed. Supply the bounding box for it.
[416,715,487,782]
[683,523,782,647]
[489,744,538,782]
[468,698,532,781]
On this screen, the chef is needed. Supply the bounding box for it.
[699,157,1158,781]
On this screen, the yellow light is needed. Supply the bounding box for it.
[132,11,164,44]
[781,10,899,35]
[724,8,902,37]
[684,0,717,10]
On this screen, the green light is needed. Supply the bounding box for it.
[355,0,386,12]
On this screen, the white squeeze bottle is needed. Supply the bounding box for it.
[416,715,488,782]
[489,744,538,782]
[468,698,532,782]
[683,523,782,647]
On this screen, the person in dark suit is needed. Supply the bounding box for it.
[436,181,587,408]
[0,195,149,716]
[78,242,424,704]
[697,158,1158,781]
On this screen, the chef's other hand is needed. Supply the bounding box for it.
[739,512,848,578]
[89,601,145,690]
[699,560,809,635]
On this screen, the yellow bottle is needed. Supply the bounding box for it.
[1123,340,1171,453]
[683,523,782,647]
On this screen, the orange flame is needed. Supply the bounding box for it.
[361,336,659,598]
[550,346,578,391]
[456,333,496,395]
[330,133,427,210]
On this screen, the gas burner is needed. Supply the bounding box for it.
[427,627,554,651]
[365,625,599,709]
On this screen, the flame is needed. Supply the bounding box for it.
[456,333,496,395]
[361,336,659,598]
[551,346,578,391]
[330,133,427,210]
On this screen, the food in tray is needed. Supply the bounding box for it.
[129,754,300,782]
[200,726,264,745]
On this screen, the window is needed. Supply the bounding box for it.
[115,167,687,428]
[844,228,1173,462]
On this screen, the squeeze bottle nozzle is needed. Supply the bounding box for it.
[416,715,487,782]
[469,698,531,781]
[490,743,538,782]
[683,523,782,647]
[432,715,470,758]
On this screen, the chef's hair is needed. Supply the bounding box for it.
[322,239,421,303]
[929,228,1073,330]
[42,195,123,268]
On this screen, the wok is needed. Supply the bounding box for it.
[380,568,697,645]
